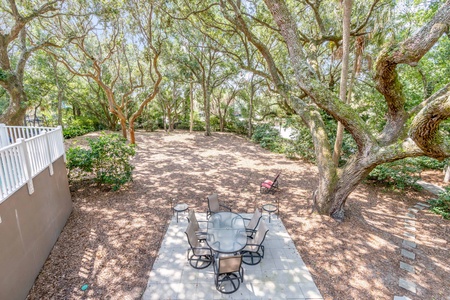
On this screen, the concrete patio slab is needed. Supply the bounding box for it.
[142,213,323,300]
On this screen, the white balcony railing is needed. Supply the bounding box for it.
[0,124,66,203]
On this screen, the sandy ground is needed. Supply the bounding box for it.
[26,130,449,299]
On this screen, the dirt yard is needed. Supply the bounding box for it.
[27,130,449,299]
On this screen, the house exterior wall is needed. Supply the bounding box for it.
[0,156,72,300]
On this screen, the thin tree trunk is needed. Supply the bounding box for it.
[120,119,127,139]
[204,86,211,136]
[33,103,40,126]
[168,108,174,132]
[163,110,167,132]
[220,116,224,132]
[332,0,353,166]
[52,59,64,128]
[444,165,450,183]
[129,119,136,144]
[57,89,63,127]
[190,81,194,132]
[248,77,254,138]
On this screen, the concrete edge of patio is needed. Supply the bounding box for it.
[142,212,323,300]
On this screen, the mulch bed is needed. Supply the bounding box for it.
[27,130,449,299]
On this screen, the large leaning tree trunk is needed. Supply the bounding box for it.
[221,0,450,221]
[268,0,450,220]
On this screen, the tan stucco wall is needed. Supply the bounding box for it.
[0,157,72,300]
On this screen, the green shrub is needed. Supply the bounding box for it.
[428,187,450,219]
[285,126,315,162]
[66,133,136,190]
[177,120,205,131]
[210,115,220,131]
[367,159,422,190]
[63,126,95,139]
[139,120,159,132]
[251,124,281,151]
[66,147,93,174]
[63,117,98,138]
[226,118,248,135]
[413,156,448,170]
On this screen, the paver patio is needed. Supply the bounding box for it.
[142,212,323,300]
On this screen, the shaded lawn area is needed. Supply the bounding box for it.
[27,130,449,299]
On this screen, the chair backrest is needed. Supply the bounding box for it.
[187,210,200,232]
[185,222,200,248]
[218,255,242,274]
[207,193,220,213]
[247,208,262,231]
[272,172,281,184]
[253,220,269,245]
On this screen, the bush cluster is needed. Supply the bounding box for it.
[63,126,95,139]
[176,120,205,131]
[367,159,422,190]
[66,133,135,191]
[63,117,97,139]
[226,118,248,135]
[428,187,450,219]
[251,124,281,151]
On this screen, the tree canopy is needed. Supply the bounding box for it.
[1,0,449,220]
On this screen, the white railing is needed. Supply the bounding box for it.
[0,124,66,203]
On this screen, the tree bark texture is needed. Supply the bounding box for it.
[332,0,353,166]
[258,0,450,220]
[190,81,194,132]
[0,75,27,125]
[0,0,60,125]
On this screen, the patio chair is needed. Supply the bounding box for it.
[241,220,269,265]
[187,209,207,242]
[260,172,281,194]
[243,208,262,239]
[207,193,231,218]
[214,255,244,294]
[185,222,212,269]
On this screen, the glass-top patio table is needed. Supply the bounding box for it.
[206,212,247,254]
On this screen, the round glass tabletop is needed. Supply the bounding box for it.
[262,204,277,212]
[174,203,188,212]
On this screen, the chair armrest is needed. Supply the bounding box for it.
[192,245,212,254]
[219,204,232,211]
[245,243,261,248]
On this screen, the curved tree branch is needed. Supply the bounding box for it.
[263,0,375,153]
[409,90,450,159]
[375,0,450,144]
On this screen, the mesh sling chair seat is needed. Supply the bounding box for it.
[242,208,262,239]
[260,172,281,194]
[187,209,207,242]
[206,193,231,218]
[241,220,269,265]
[214,255,244,294]
[185,222,212,269]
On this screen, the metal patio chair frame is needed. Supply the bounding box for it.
[241,220,269,265]
[187,209,207,242]
[260,172,281,194]
[185,222,212,269]
[214,255,244,294]
[206,193,231,218]
[242,208,262,239]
